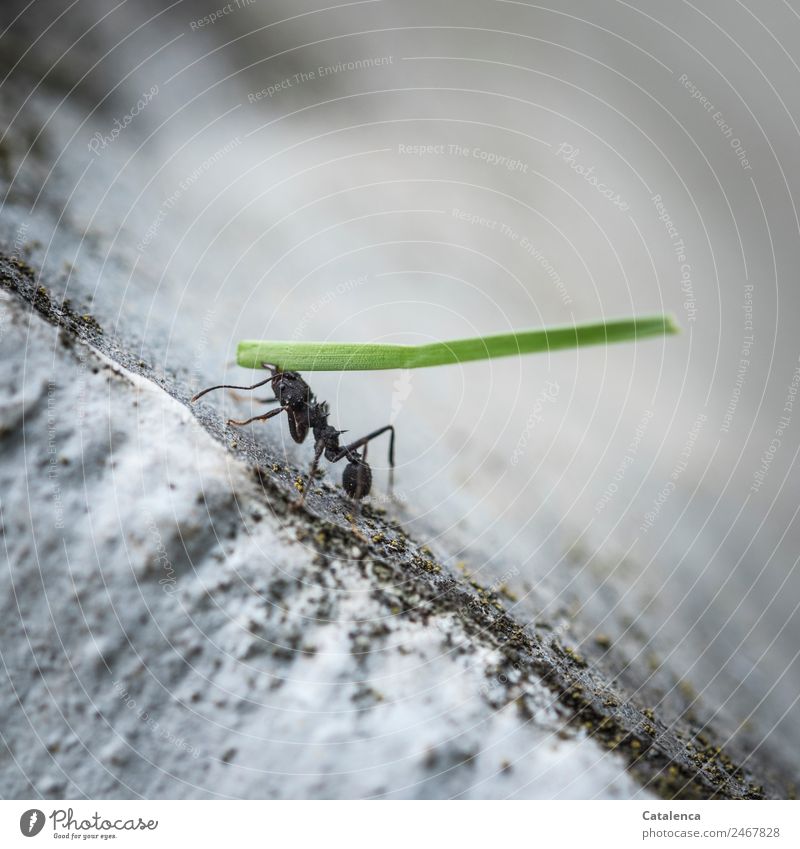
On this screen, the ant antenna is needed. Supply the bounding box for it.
[191,372,274,403]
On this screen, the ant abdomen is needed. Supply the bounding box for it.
[342,459,372,500]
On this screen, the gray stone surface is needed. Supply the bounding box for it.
[0,259,788,799]
[0,279,647,799]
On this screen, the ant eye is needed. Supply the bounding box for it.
[342,460,372,500]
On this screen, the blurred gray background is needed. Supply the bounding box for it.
[2,0,799,792]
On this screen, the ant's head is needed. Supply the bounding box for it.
[342,457,372,500]
[272,369,311,408]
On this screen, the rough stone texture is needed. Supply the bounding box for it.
[0,274,644,799]
[0,259,786,799]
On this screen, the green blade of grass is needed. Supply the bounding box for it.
[237,314,679,371]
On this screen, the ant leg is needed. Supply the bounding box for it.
[255,396,280,404]
[332,425,395,493]
[357,443,369,501]
[228,406,285,427]
[191,370,275,403]
[296,439,325,505]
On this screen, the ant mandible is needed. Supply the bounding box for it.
[191,364,395,502]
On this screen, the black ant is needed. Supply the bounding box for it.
[191,364,395,502]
